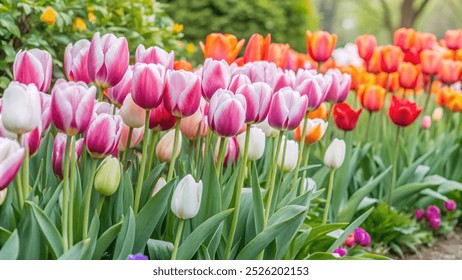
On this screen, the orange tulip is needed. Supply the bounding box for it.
[398,62,421,89]
[294,118,328,145]
[306,31,337,63]
[266,43,290,68]
[339,65,363,91]
[40,6,57,25]
[174,60,193,71]
[285,50,309,71]
[376,72,399,92]
[308,103,328,120]
[366,47,382,74]
[444,88,462,112]
[199,33,245,64]
[444,30,462,50]
[394,28,416,52]
[415,32,436,52]
[243,33,271,63]
[380,45,403,73]
[420,49,443,76]
[358,83,386,112]
[356,34,377,62]
[438,60,462,85]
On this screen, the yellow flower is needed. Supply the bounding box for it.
[115,9,123,16]
[186,43,195,54]
[88,12,96,23]
[73,17,86,32]
[87,5,94,12]
[172,23,183,33]
[40,6,57,25]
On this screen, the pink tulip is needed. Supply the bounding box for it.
[228,74,251,92]
[294,70,332,110]
[108,67,133,107]
[135,45,174,70]
[422,115,432,130]
[64,39,91,84]
[13,49,53,92]
[156,130,182,163]
[164,70,201,117]
[235,82,272,124]
[324,69,352,103]
[271,70,294,92]
[119,94,146,128]
[268,87,308,131]
[118,124,144,152]
[94,101,114,116]
[208,89,246,137]
[149,101,177,131]
[40,92,52,133]
[87,32,129,88]
[0,138,25,190]
[52,133,84,180]
[214,136,239,167]
[85,114,123,158]
[201,58,231,101]
[50,79,96,136]
[180,100,208,140]
[22,124,42,157]
[132,63,166,109]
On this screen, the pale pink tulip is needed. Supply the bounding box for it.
[119,94,146,128]
[118,124,144,152]
[64,39,91,84]
[156,130,182,163]
[268,87,307,131]
[135,45,174,70]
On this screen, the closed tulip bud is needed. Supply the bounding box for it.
[50,80,96,135]
[277,137,298,172]
[164,70,201,117]
[432,107,443,121]
[444,30,462,50]
[1,82,42,134]
[0,188,7,206]
[171,174,203,219]
[443,199,457,212]
[135,44,174,70]
[438,60,462,85]
[343,233,355,248]
[180,100,208,139]
[85,114,123,158]
[324,69,351,103]
[380,45,403,73]
[156,130,182,163]
[0,138,25,190]
[236,82,272,124]
[94,156,121,196]
[228,74,251,93]
[131,63,166,109]
[255,118,279,138]
[268,87,308,131]
[108,67,133,107]
[152,177,167,197]
[244,33,271,63]
[119,94,146,128]
[393,28,416,52]
[294,118,328,144]
[201,58,231,101]
[301,177,317,193]
[333,246,347,258]
[428,217,441,230]
[237,127,265,161]
[398,62,421,89]
[358,84,386,112]
[118,124,144,152]
[324,138,346,169]
[306,31,337,63]
[40,92,52,133]
[52,133,84,180]
[149,101,177,131]
[421,115,432,130]
[425,205,441,221]
[415,209,424,221]
[13,49,53,92]
[420,50,443,76]
[208,89,246,137]
[88,32,129,88]
[333,103,362,131]
[355,34,376,61]
[354,227,371,247]
[64,39,91,84]
[199,33,245,64]
[388,96,422,127]
[294,70,331,110]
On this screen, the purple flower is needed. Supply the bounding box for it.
[354,227,371,247]
[443,200,457,212]
[425,205,441,221]
[127,253,148,260]
[333,246,347,257]
[428,217,441,230]
[414,209,424,221]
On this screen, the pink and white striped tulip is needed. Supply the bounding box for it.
[94,101,114,116]
[40,92,52,133]
[119,94,146,128]
[0,138,25,190]
[149,101,177,131]
[1,82,42,134]
[164,70,201,117]
[13,49,53,92]
[235,82,272,124]
[52,133,84,180]
[118,124,144,152]
[268,87,308,131]
[201,58,231,101]
[324,69,352,103]
[87,32,129,88]
[180,99,208,140]
[64,39,91,84]
[108,67,133,107]
[135,45,174,70]
[50,79,96,136]
[22,124,42,156]
[208,89,247,137]
[132,63,166,109]
[156,130,182,163]
[85,114,123,158]
[294,70,332,110]
[214,136,239,167]
[228,74,251,93]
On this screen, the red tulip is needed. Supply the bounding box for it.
[164,70,201,117]
[131,63,166,110]
[380,45,403,73]
[355,34,376,61]
[13,49,53,92]
[85,114,123,158]
[64,39,91,84]
[244,33,271,63]
[135,44,174,70]
[306,31,337,62]
[208,89,246,137]
[393,28,416,52]
[149,101,177,131]
[235,82,272,124]
[333,103,362,131]
[0,138,25,190]
[268,87,308,131]
[201,58,231,101]
[388,96,422,127]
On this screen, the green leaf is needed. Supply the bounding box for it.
[392,182,437,204]
[113,208,136,260]
[58,241,86,260]
[421,188,448,201]
[147,239,173,260]
[92,221,123,260]
[250,161,264,234]
[396,149,433,186]
[81,214,100,260]
[304,223,347,245]
[0,230,19,260]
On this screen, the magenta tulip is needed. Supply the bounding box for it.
[40,92,52,133]
[85,114,123,158]
[52,133,84,180]
[201,58,231,101]
[443,200,457,212]
[0,138,25,190]
[294,70,332,110]
[50,79,96,136]
[324,69,352,103]
[13,49,53,92]
[22,125,42,156]
[132,63,166,110]
[235,82,272,124]
[208,89,246,137]
[333,246,347,257]
[149,101,177,131]
[228,74,251,93]
[164,70,201,117]
[135,45,174,70]
[87,32,129,88]
[64,39,91,84]
[354,227,371,247]
[268,87,308,131]
[108,67,133,107]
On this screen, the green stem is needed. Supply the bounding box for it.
[298,144,312,196]
[322,169,336,224]
[96,196,104,215]
[68,137,76,246]
[62,135,72,252]
[171,219,185,260]
[224,125,251,260]
[364,111,373,143]
[14,175,24,209]
[145,130,159,179]
[167,117,182,182]
[82,159,98,239]
[278,135,289,188]
[193,133,202,178]
[266,137,275,187]
[97,86,104,102]
[122,127,134,169]
[388,126,401,207]
[291,112,309,191]
[216,137,228,180]
[202,129,213,176]
[134,110,152,214]
[22,146,29,200]
[423,76,434,115]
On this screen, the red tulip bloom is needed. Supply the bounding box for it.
[380,45,403,73]
[333,103,362,131]
[393,28,416,52]
[398,62,421,89]
[356,34,376,62]
[388,96,422,127]
[244,33,271,63]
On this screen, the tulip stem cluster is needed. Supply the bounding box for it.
[388,127,401,207]
[291,113,309,192]
[62,135,72,252]
[134,110,152,214]
[299,144,312,196]
[171,219,185,260]
[122,127,134,168]
[167,117,182,182]
[82,159,98,239]
[216,137,228,179]
[68,139,77,246]
[322,169,336,224]
[264,132,284,226]
[145,131,159,179]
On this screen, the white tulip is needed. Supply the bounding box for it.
[277,136,298,172]
[302,177,317,193]
[152,177,167,197]
[237,127,266,161]
[324,138,346,169]
[255,118,279,138]
[171,174,203,219]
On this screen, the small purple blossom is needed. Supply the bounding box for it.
[333,246,347,257]
[443,200,457,212]
[427,217,441,230]
[414,209,424,221]
[354,227,371,247]
[127,253,148,260]
[425,205,441,221]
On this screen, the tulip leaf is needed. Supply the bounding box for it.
[177,208,234,260]
[113,208,136,260]
[287,228,312,260]
[58,241,86,260]
[80,214,100,260]
[304,223,347,246]
[140,163,166,207]
[250,161,264,234]
[396,149,433,186]
[92,220,123,260]
[147,239,173,260]
[392,182,438,205]
[0,227,12,246]
[0,230,19,260]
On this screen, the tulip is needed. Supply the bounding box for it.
[398,62,421,89]
[244,33,271,63]
[152,178,167,197]
[302,177,317,193]
[1,82,41,134]
[415,209,424,221]
[415,32,436,52]
[421,115,431,130]
[443,200,457,212]
[180,100,208,140]
[235,82,272,124]
[85,114,123,158]
[393,28,416,52]
[171,174,203,219]
[149,101,177,131]
[40,92,52,133]
[228,74,251,93]
[0,188,7,206]
[21,125,42,156]
[333,246,347,257]
[358,84,386,112]
[13,49,53,92]
[428,217,441,230]
[380,45,403,73]
[0,115,17,140]
[420,50,443,76]
[50,80,96,135]
[164,70,201,117]
[208,89,246,137]
[308,103,328,120]
[277,137,298,172]
[294,118,328,145]
[333,103,362,131]
[270,69,294,92]
[199,33,245,64]
[254,118,279,138]
[366,48,382,74]
[156,130,182,163]
[444,30,462,50]
[64,39,91,84]
[294,70,331,110]
[223,136,239,167]
[324,69,351,103]
[201,58,231,101]
[52,133,84,180]
[108,67,133,107]
[94,156,121,196]
[118,124,144,152]
[425,205,441,221]
[376,72,400,93]
[306,31,337,63]
[135,45,174,70]
[94,101,114,116]
[355,34,376,61]
[40,6,57,25]
[127,253,149,260]
[87,32,129,88]
[0,138,25,190]
[388,96,422,127]
[343,233,355,248]
[354,227,371,247]
[267,43,290,68]
[438,60,462,85]
[131,63,166,110]
[432,107,443,121]
[324,138,346,169]
[268,87,308,131]
[119,94,146,128]
[236,127,265,161]
[174,60,193,71]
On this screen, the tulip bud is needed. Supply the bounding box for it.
[228,74,251,92]
[432,107,443,122]
[180,101,208,140]
[214,136,240,167]
[355,34,376,61]
[64,39,91,84]
[201,58,231,101]
[164,70,201,117]
[294,70,331,110]
[52,133,84,180]
[156,130,182,163]
[149,101,177,131]
[324,69,351,103]
[444,29,462,50]
[108,67,133,107]
[332,246,347,258]
[425,205,441,221]
[0,188,7,206]
[302,177,317,193]
[0,138,25,190]
[343,233,355,248]
[268,87,308,131]
[306,31,337,63]
[428,217,441,230]
[40,92,52,133]
[208,89,246,137]
[2,82,42,134]
[94,156,121,196]
[415,209,424,221]
[235,82,272,124]
[135,45,174,70]
[354,227,371,247]
[118,124,144,152]
[152,178,167,197]
[85,114,123,158]
[21,125,42,157]
[94,101,114,116]
[421,115,432,130]
[13,49,53,92]
[294,118,328,145]
[132,63,166,109]
[324,138,346,169]
[171,174,203,219]
[236,127,265,161]
[199,33,244,64]
[119,94,146,128]
[277,137,299,172]
[443,199,457,212]
[255,118,279,138]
